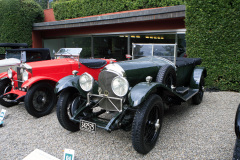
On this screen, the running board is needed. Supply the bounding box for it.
[182,89,199,101]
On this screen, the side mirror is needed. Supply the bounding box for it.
[21,51,26,63]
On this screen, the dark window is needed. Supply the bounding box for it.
[26,52,42,62]
[43,33,186,60]
[65,37,91,58]
[93,36,127,61]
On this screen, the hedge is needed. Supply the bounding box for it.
[53,0,185,20]
[0,0,237,91]
[0,0,44,50]
[185,0,240,91]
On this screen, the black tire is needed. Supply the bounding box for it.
[56,89,80,132]
[24,82,56,118]
[0,78,19,107]
[192,76,205,105]
[156,65,176,88]
[132,94,164,154]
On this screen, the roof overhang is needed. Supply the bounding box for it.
[33,5,185,31]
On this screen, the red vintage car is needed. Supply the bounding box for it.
[0,48,115,117]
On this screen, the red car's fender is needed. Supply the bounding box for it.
[0,72,8,80]
[22,76,58,89]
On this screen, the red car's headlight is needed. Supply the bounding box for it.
[22,70,31,82]
[7,68,16,79]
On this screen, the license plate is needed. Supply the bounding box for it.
[80,120,96,133]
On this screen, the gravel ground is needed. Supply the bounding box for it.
[0,91,239,160]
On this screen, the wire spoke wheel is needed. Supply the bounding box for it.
[25,82,56,117]
[144,105,160,145]
[67,93,80,119]
[132,94,164,154]
[32,90,49,112]
[57,89,82,132]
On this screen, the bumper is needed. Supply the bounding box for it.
[71,93,126,132]
[0,89,26,103]
[71,102,122,132]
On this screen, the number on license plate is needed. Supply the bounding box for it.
[80,120,96,133]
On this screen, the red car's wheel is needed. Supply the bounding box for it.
[24,82,56,117]
[0,78,19,107]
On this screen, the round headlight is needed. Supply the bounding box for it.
[22,70,29,81]
[7,68,12,79]
[111,76,129,97]
[79,73,94,92]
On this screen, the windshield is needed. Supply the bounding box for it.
[55,48,82,60]
[5,50,21,59]
[133,44,176,57]
[132,43,177,64]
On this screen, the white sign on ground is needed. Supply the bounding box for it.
[23,149,60,160]
[63,149,74,160]
[0,109,6,126]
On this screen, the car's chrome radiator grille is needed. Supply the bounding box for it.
[17,67,22,81]
[16,67,23,88]
[98,70,121,111]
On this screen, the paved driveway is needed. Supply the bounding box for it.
[0,91,239,159]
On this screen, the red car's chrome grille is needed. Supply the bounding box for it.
[17,67,22,81]
[16,67,24,88]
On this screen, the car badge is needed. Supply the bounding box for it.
[104,90,109,96]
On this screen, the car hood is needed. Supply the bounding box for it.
[22,58,77,79]
[0,58,20,67]
[104,56,171,86]
[26,58,76,69]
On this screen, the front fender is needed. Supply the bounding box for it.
[22,76,58,88]
[55,75,80,94]
[235,104,240,138]
[55,75,87,98]
[190,67,207,89]
[128,82,168,108]
[0,72,8,80]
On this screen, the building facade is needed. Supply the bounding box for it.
[32,5,186,60]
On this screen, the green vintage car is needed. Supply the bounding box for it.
[55,43,207,154]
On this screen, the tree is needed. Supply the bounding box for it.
[0,0,44,47]
[34,0,56,9]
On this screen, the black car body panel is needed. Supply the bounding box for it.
[235,104,240,139]
[55,75,88,98]
[0,43,28,60]
[0,43,28,48]
[234,104,240,159]
[5,48,51,62]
